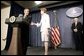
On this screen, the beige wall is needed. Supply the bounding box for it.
[1,6,11,51]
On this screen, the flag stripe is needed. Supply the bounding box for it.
[51,26,61,47]
[54,27,60,37]
[55,26,60,36]
[52,28,60,43]
[51,39,56,46]
[51,31,58,45]
[51,29,59,45]
[51,30,59,44]
[51,32,58,44]
[54,27,61,42]
[54,26,61,42]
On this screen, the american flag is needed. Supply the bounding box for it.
[51,26,61,49]
[51,10,61,48]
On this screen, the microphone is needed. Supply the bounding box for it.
[16,14,23,22]
[18,14,23,17]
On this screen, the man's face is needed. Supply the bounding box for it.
[24,9,29,15]
[74,18,78,22]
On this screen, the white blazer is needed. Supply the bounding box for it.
[37,13,50,32]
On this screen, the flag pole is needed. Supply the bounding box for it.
[53,10,58,27]
[53,10,61,49]
[53,10,57,49]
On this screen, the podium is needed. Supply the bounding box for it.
[5,16,30,55]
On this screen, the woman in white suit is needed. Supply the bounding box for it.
[31,8,50,55]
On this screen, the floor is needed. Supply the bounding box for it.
[26,47,83,55]
[1,47,83,55]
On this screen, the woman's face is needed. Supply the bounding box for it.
[40,10,44,15]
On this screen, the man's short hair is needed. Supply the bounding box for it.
[40,8,47,13]
[24,8,29,11]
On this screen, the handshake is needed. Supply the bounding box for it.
[31,22,40,27]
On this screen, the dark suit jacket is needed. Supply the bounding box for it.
[23,15,32,24]
[71,22,82,34]
[71,22,83,49]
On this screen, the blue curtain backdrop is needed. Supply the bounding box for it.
[29,4,83,48]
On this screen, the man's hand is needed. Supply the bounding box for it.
[31,22,40,27]
[31,22,36,25]
[74,28,78,32]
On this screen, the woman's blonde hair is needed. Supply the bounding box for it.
[40,8,47,13]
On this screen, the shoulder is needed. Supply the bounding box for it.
[78,22,82,25]
[44,13,49,16]
[45,14,49,19]
[28,15,31,17]
[46,13,49,16]
[72,22,75,26]
[27,15,31,18]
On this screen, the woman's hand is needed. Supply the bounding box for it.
[31,22,40,27]
[36,23,40,27]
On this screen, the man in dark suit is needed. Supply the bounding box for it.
[21,8,31,55]
[71,18,83,51]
